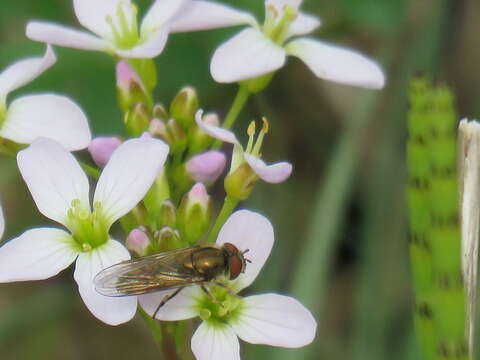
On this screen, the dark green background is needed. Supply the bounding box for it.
[0,0,479,359]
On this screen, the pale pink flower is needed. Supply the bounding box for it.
[140,210,317,360]
[211,0,385,89]
[0,45,91,150]
[0,136,169,325]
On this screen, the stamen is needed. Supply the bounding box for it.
[252,118,269,156]
[245,121,256,153]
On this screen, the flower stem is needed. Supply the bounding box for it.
[212,85,250,149]
[139,307,163,346]
[207,195,239,243]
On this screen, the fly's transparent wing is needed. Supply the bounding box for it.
[94,246,206,296]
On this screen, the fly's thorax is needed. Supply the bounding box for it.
[191,246,228,280]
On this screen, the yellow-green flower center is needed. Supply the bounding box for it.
[196,285,244,327]
[66,199,110,249]
[107,2,141,49]
[263,5,297,45]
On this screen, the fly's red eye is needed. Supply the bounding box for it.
[229,254,243,280]
[223,243,246,280]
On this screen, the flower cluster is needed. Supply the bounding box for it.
[0,0,386,358]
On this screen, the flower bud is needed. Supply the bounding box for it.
[126,227,150,257]
[156,226,182,251]
[116,61,150,112]
[143,170,170,228]
[124,103,151,137]
[177,183,212,244]
[153,103,169,121]
[224,162,258,200]
[186,151,226,184]
[166,118,187,155]
[88,136,122,168]
[188,112,220,154]
[158,200,176,228]
[170,86,199,129]
[149,118,167,138]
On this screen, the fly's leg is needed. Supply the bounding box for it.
[214,280,238,297]
[201,284,224,308]
[152,287,184,319]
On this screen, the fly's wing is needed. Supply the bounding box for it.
[94,246,206,297]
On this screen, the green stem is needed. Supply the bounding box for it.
[212,85,250,149]
[139,307,163,348]
[207,195,239,243]
[79,161,101,179]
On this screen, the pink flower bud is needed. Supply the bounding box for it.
[149,118,167,137]
[126,228,150,256]
[186,151,226,184]
[189,183,210,209]
[116,61,142,93]
[88,136,122,168]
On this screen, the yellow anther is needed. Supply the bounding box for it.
[247,121,256,137]
[261,117,269,134]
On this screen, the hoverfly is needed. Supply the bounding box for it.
[94,243,250,317]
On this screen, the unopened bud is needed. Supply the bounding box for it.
[170,87,199,129]
[149,118,167,138]
[156,226,182,251]
[177,183,212,244]
[189,112,221,154]
[88,136,122,168]
[126,228,150,256]
[224,163,258,200]
[153,103,169,121]
[116,61,150,112]
[159,200,176,228]
[185,151,226,184]
[166,118,187,154]
[125,103,151,137]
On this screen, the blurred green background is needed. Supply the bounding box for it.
[0,0,479,359]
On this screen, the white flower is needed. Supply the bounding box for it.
[211,0,385,89]
[26,0,255,59]
[0,45,91,150]
[0,136,169,325]
[195,110,292,184]
[140,210,317,360]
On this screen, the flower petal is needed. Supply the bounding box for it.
[195,110,239,145]
[169,0,257,33]
[74,239,137,325]
[0,228,78,282]
[73,0,124,39]
[286,12,321,38]
[244,154,292,183]
[0,45,55,99]
[1,94,92,150]
[93,137,169,226]
[231,293,317,348]
[17,138,90,226]
[210,28,286,83]
[0,202,4,239]
[115,28,169,59]
[139,286,201,321]
[286,38,385,89]
[191,322,240,360]
[216,210,274,290]
[141,0,188,33]
[26,22,112,52]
